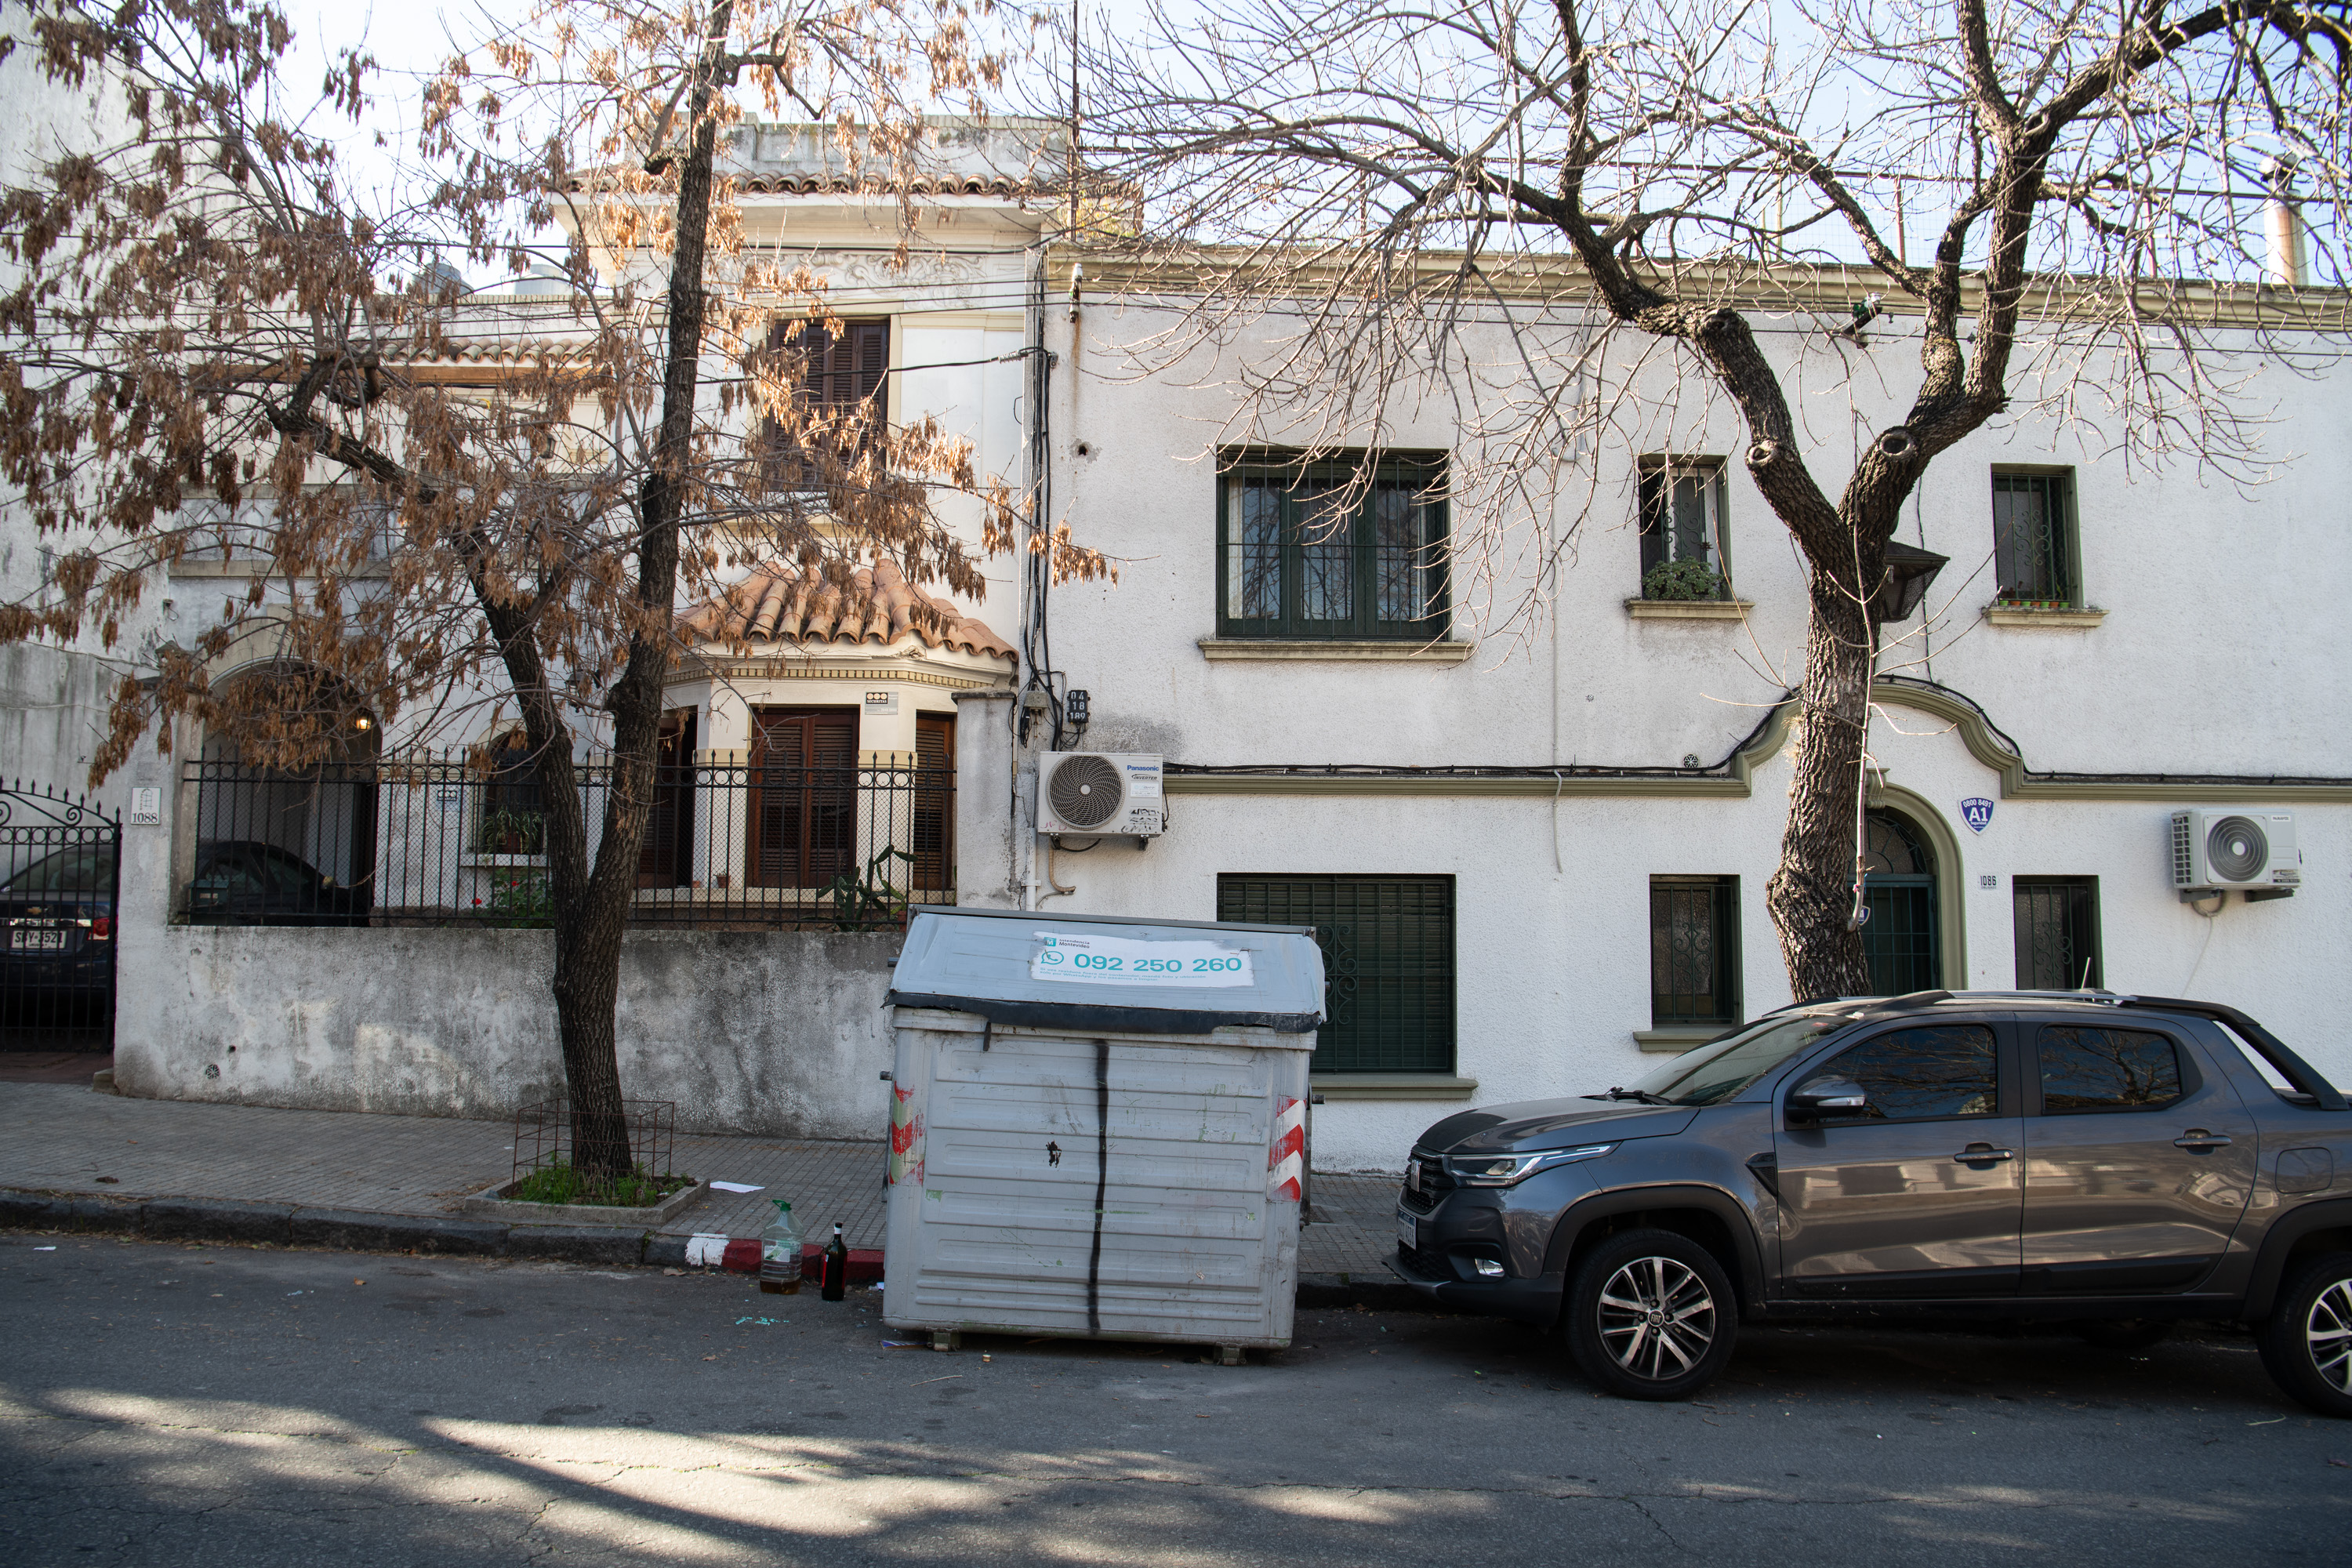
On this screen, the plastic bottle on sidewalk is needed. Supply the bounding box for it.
[820,1222,848,1301]
[760,1200,802,1295]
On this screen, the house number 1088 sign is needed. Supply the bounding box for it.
[1029,932,1255,986]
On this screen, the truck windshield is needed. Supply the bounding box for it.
[1623,1014,1844,1106]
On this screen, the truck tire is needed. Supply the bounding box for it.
[1563,1227,1737,1402]
[2256,1250,2352,1419]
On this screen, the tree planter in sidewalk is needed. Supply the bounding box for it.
[460,1178,706,1228]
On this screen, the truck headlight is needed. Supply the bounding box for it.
[1448,1143,1617,1185]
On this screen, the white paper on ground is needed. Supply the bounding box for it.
[707,1181,764,1193]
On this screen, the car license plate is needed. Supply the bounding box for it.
[1396,1211,1417,1251]
[10,927,67,951]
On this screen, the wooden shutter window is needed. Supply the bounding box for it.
[911,713,954,896]
[637,708,697,888]
[748,707,859,889]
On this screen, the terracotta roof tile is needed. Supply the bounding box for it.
[681,558,1014,661]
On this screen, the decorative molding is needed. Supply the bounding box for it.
[1061,242,2352,332]
[1164,769,1745,798]
[1197,637,1475,663]
[1163,678,2352,802]
[1869,780,1970,988]
[675,655,1009,693]
[1857,681,2352,802]
[901,310,1027,333]
[1984,604,2108,629]
[1624,599,1755,621]
[1311,1073,1479,1100]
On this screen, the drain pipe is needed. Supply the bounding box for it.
[2266,157,2307,289]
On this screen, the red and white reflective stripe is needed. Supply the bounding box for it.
[1267,1094,1305,1202]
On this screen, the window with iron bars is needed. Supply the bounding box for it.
[2013,876,2102,991]
[1991,469,2079,605]
[1216,452,1449,641]
[1636,458,1732,598]
[1215,873,1455,1073]
[1650,876,1740,1028]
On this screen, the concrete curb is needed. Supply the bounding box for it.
[1,1189,1445,1311]
[0,1188,654,1267]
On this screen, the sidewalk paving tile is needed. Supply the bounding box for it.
[0,1084,1399,1272]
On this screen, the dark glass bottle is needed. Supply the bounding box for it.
[820,1221,848,1301]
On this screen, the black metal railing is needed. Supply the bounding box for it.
[180,752,954,931]
[1,781,122,1050]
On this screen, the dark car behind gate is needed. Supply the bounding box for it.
[0,782,121,1052]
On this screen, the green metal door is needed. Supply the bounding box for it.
[1860,810,1939,995]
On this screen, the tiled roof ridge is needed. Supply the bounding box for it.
[679,556,1014,661]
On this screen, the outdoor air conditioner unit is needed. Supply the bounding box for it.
[1036,752,1166,837]
[2171,808,2301,893]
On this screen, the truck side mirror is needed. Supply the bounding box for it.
[1787,1075,1870,1123]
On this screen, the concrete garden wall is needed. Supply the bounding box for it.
[112,926,899,1139]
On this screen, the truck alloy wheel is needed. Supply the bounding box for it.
[2259,1250,2352,1419]
[1563,1228,1738,1401]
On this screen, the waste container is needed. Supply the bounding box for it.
[880,906,1326,1358]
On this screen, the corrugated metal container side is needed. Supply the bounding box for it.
[884,1011,1312,1348]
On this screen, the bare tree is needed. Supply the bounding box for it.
[0,0,1054,1176]
[1074,0,2352,1000]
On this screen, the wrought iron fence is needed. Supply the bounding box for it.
[1,781,121,1051]
[180,750,953,931]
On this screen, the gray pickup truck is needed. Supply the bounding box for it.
[1389,990,2352,1415]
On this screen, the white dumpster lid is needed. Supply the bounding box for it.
[887,906,1327,1034]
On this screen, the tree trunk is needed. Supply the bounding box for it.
[543,45,727,1181]
[1765,550,1878,1004]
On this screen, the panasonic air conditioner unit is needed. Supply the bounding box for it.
[2171,808,2301,892]
[1037,752,1165,837]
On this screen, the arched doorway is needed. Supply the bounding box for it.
[1861,808,1939,995]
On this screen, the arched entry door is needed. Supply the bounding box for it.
[1861,808,1939,995]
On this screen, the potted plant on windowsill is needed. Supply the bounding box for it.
[1641,559,1728,601]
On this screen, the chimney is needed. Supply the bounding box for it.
[2265,157,2307,289]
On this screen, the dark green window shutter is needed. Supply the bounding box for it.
[1216,874,1455,1073]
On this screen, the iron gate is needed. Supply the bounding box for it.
[0,782,121,1051]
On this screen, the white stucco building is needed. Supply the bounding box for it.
[6,117,2347,1172]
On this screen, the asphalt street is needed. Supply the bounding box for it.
[2,1235,2346,1565]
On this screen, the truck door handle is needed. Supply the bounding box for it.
[1952,1145,2013,1163]
[2174,1131,2234,1150]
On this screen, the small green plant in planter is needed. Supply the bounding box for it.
[508,1161,692,1208]
[476,870,554,927]
[1642,558,1727,601]
[818,846,918,931]
[475,808,546,855]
